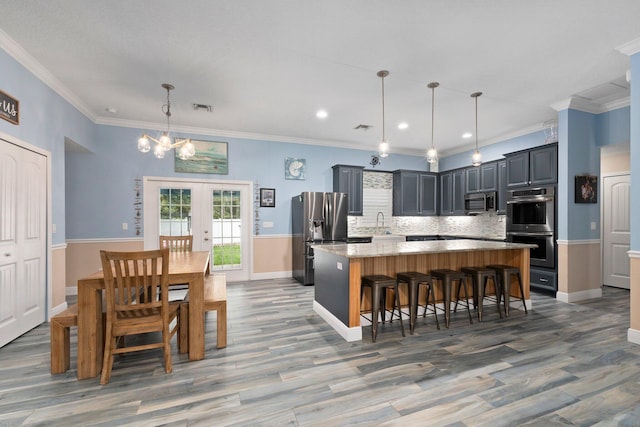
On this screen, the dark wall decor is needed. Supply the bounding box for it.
[0,89,19,125]
[575,175,597,203]
[260,188,276,207]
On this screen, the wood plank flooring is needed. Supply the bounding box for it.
[1,279,640,426]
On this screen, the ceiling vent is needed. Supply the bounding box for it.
[354,124,372,130]
[192,103,213,112]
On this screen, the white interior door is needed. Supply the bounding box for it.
[0,139,47,347]
[602,174,630,289]
[143,177,252,282]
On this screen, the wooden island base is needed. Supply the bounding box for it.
[312,240,532,341]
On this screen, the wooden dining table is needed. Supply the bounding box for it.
[76,250,211,380]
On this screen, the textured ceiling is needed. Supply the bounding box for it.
[0,1,638,157]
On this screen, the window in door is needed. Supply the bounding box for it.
[159,188,192,236]
[211,189,241,270]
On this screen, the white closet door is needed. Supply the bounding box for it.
[602,174,630,289]
[0,139,47,347]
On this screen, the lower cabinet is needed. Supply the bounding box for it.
[393,170,438,216]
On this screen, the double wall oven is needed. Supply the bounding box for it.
[506,186,556,269]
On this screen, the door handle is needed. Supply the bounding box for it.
[4,253,10,257]
[204,238,209,241]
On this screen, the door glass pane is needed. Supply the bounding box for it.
[211,189,241,270]
[159,188,192,236]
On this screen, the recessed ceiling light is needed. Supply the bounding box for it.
[462,132,472,139]
[398,122,409,130]
[105,107,117,114]
[316,110,328,119]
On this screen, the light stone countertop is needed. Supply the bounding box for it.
[312,239,535,259]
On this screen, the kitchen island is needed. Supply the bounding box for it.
[312,239,534,341]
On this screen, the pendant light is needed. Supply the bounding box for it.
[377,70,390,158]
[471,91,483,166]
[426,82,439,163]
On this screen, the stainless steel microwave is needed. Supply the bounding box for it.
[464,191,497,215]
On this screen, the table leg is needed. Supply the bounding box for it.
[77,284,103,379]
[189,274,205,360]
[217,301,227,348]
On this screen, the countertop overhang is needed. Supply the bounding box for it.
[312,239,536,259]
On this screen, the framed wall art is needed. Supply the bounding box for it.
[175,139,228,174]
[575,174,597,203]
[260,188,276,207]
[285,157,306,180]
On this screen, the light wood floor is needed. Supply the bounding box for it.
[1,279,639,426]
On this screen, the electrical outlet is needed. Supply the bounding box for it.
[263,221,274,228]
[122,222,128,230]
[337,262,343,270]
[590,221,596,230]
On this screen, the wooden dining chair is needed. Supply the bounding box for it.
[99,248,181,385]
[159,235,193,252]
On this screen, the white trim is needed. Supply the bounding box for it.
[0,29,95,121]
[313,300,362,342]
[52,243,67,250]
[602,97,630,112]
[556,239,600,245]
[254,234,292,240]
[48,301,69,320]
[250,271,292,281]
[628,251,640,259]
[556,288,602,303]
[65,238,144,244]
[617,37,640,56]
[628,328,640,345]
[65,286,78,297]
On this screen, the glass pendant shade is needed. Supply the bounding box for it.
[153,143,166,159]
[137,136,151,153]
[378,140,389,158]
[427,147,438,163]
[159,132,172,150]
[471,150,482,166]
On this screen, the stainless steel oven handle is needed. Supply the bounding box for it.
[507,231,554,237]
[507,196,554,204]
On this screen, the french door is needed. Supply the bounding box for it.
[144,177,252,281]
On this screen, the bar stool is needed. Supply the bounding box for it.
[460,267,502,321]
[486,264,528,317]
[430,269,473,328]
[396,272,440,334]
[361,275,405,342]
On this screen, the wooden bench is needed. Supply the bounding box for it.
[50,304,78,374]
[179,274,227,353]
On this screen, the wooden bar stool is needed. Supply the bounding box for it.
[396,272,439,334]
[460,267,502,321]
[430,269,473,328]
[361,275,405,342]
[486,264,528,317]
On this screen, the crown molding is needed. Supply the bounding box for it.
[96,116,424,157]
[549,96,629,114]
[616,37,640,56]
[602,97,630,112]
[0,29,96,121]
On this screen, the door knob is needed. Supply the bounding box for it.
[204,238,209,241]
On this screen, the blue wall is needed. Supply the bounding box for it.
[0,48,95,245]
[65,125,429,238]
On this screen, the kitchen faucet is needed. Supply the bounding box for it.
[376,211,385,235]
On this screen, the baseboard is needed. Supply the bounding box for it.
[313,300,362,342]
[250,271,292,281]
[628,328,640,345]
[556,288,602,303]
[65,286,78,296]
[49,301,68,320]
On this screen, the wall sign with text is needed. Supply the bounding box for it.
[0,89,19,125]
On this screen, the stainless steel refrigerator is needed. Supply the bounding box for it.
[292,192,348,285]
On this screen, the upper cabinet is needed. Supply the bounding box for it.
[440,169,465,216]
[465,161,498,193]
[393,170,438,216]
[505,143,557,188]
[332,164,364,216]
[497,160,507,214]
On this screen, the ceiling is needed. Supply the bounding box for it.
[1,1,638,157]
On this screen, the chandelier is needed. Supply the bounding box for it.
[471,91,483,166]
[377,70,390,158]
[426,82,439,163]
[137,83,195,159]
